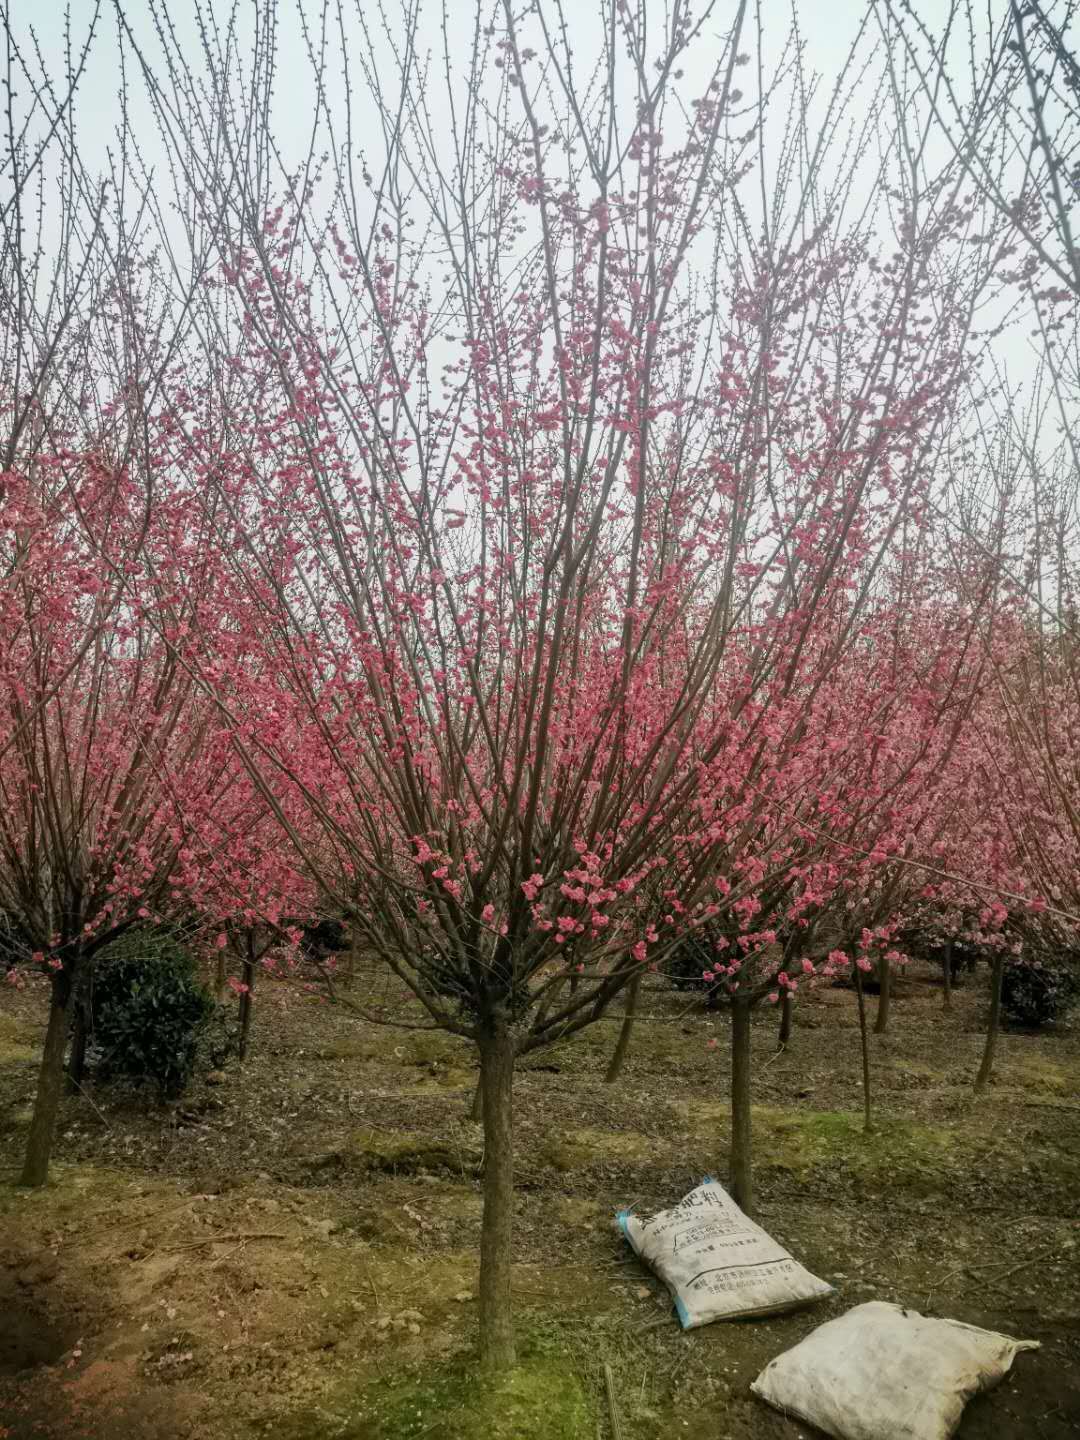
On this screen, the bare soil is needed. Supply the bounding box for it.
[0,964,1077,1439]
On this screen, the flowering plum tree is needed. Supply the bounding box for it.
[101,0,1048,1367]
[0,450,249,1185]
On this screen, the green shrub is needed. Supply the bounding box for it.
[662,928,729,1007]
[1002,958,1079,1028]
[92,930,214,1099]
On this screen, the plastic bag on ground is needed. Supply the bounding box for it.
[751,1300,1040,1440]
[615,1177,833,1328]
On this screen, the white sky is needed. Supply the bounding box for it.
[6,0,1070,417]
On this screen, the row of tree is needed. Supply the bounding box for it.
[1,0,1077,1370]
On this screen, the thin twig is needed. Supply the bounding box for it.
[604,1362,624,1440]
[359,1259,381,1313]
[210,1241,250,1268]
[111,1192,199,1237]
[925,1248,1056,1308]
[66,1077,113,1130]
[154,1231,287,1254]
[983,1251,1057,1288]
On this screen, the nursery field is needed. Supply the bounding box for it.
[4,0,1080,1434]
[1,967,1078,1440]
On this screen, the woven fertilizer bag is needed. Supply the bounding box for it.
[751,1301,1039,1440]
[616,1178,833,1328]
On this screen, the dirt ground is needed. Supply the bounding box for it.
[1,963,1078,1439]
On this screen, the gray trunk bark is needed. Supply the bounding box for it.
[66,969,91,1095]
[21,968,75,1186]
[853,960,873,1131]
[478,1021,515,1370]
[730,997,753,1213]
[778,989,793,1049]
[942,939,953,1009]
[238,952,255,1061]
[605,972,641,1083]
[974,950,1004,1093]
[874,953,891,1034]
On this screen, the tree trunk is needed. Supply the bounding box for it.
[215,950,227,1001]
[238,950,256,1061]
[345,919,362,985]
[469,1074,483,1123]
[853,961,873,1131]
[21,968,75,1187]
[605,972,641,1083]
[777,989,793,1050]
[477,1020,515,1371]
[66,971,91,1096]
[874,953,891,1034]
[730,996,753,1214]
[974,950,1004,1094]
[942,939,953,1010]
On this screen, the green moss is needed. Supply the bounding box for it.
[292,1349,592,1440]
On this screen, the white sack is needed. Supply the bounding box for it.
[616,1178,833,1328]
[751,1300,1040,1440]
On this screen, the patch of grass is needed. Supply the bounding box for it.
[339,1129,482,1177]
[395,1032,471,1070]
[314,1035,375,1062]
[0,1162,170,1224]
[374,1357,590,1439]
[362,1248,477,1314]
[681,1100,957,1190]
[288,1336,593,1440]
[537,1127,654,1171]
[885,1057,945,1082]
[552,1196,603,1229]
[1000,1052,1071,1094]
[311,1029,468,1072]
[425,1185,484,1222]
[0,1101,33,1136]
[399,1066,474,1097]
[0,1010,37,1063]
[566,1015,711,1071]
[756,1106,955,1186]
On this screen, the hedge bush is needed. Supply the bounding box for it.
[663,928,732,1007]
[1002,958,1079,1029]
[92,930,214,1099]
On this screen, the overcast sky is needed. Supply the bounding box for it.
[8,0,1068,419]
